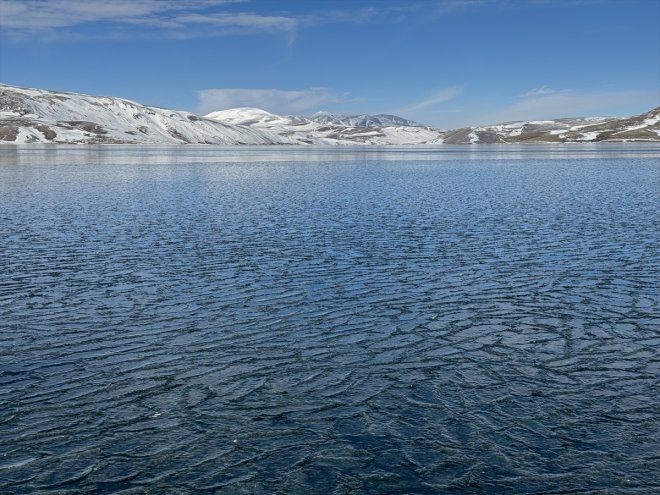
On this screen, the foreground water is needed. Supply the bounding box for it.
[1,145,659,494]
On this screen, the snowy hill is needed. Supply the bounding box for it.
[204,108,442,145]
[443,108,660,144]
[1,83,658,145]
[0,84,442,145]
[205,107,660,145]
[0,85,285,144]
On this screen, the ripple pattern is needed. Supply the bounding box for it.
[1,148,659,494]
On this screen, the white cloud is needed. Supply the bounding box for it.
[0,1,386,38]
[477,87,659,124]
[398,86,462,114]
[196,88,350,115]
[176,13,296,31]
[432,0,489,15]
[520,85,559,97]
[0,0,296,35]
[431,0,607,15]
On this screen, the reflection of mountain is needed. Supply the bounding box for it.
[2,84,658,144]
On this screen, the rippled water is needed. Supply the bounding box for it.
[1,145,659,494]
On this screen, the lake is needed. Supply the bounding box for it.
[1,144,659,494]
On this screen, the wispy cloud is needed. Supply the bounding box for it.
[424,0,613,17]
[196,88,353,115]
[176,12,296,31]
[474,86,659,124]
[432,0,489,15]
[0,0,296,37]
[520,85,560,98]
[0,0,393,40]
[399,86,462,113]
[300,7,382,26]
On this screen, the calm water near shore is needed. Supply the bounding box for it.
[1,145,659,494]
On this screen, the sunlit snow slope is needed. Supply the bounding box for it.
[0,85,284,144]
[204,108,443,145]
[1,83,658,144]
[442,109,660,143]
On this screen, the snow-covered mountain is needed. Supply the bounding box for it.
[1,83,658,145]
[0,84,442,145]
[204,106,660,144]
[204,107,443,145]
[0,84,285,144]
[310,112,423,128]
[443,108,660,144]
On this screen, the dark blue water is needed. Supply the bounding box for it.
[1,145,659,494]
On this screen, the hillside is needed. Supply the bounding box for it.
[1,84,658,145]
[204,108,443,145]
[0,85,285,145]
[443,109,660,144]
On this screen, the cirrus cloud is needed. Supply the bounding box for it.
[400,86,463,113]
[0,0,296,36]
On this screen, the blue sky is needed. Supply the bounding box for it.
[0,0,658,127]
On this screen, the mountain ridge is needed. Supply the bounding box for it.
[203,107,442,145]
[0,85,286,145]
[1,83,658,145]
[309,112,424,128]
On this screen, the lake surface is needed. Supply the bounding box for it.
[1,145,659,494]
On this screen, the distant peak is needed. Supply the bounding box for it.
[310,112,424,128]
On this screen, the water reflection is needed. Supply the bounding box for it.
[1,142,659,166]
